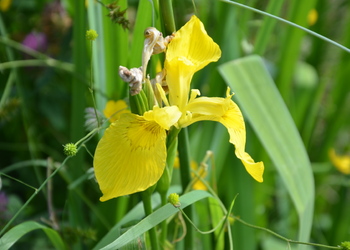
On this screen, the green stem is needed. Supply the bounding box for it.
[88,40,101,128]
[0,59,74,72]
[141,191,159,250]
[220,0,350,54]
[69,0,88,236]
[159,193,168,248]
[178,208,226,234]
[178,128,194,249]
[159,0,176,34]
[233,216,341,249]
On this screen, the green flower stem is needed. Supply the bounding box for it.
[232,216,341,249]
[159,193,168,247]
[141,191,159,250]
[159,0,176,34]
[220,0,350,53]
[0,59,74,72]
[178,207,226,234]
[157,128,180,247]
[178,128,194,249]
[88,40,101,128]
[129,90,149,115]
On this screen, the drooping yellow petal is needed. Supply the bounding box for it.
[103,100,130,122]
[182,91,264,182]
[143,105,182,130]
[329,149,350,175]
[94,113,167,201]
[165,15,221,109]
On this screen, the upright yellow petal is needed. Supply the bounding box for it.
[94,113,167,201]
[182,93,264,182]
[165,15,221,109]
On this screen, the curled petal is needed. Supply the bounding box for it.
[166,15,221,73]
[94,113,167,201]
[165,15,221,109]
[183,93,264,182]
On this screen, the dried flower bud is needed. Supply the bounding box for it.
[119,66,143,96]
[142,28,174,81]
[102,1,129,30]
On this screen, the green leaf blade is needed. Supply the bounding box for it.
[0,221,65,250]
[218,55,314,247]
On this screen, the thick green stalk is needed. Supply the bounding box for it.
[159,193,168,247]
[69,0,88,240]
[159,0,176,34]
[141,191,159,250]
[178,128,194,249]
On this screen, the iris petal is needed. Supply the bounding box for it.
[182,93,264,182]
[165,15,221,109]
[94,113,167,201]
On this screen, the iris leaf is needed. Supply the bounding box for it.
[218,55,314,248]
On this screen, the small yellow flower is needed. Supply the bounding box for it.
[329,149,350,175]
[86,29,98,41]
[103,100,130,123]
[94,15,264,201]
[0,0,12,12]
[307,9,318,26]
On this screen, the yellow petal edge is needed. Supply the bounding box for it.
[94,113,167,201]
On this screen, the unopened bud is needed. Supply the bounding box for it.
[86,29,98,41]
[168,193,181,208]
[340,241,350,250]
[63,143,77,156]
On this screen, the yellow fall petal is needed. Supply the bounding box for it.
[165,15,221,109]
[94,113,167,201]
[182,92,264,182]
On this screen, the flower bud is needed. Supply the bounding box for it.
[340,241,350,250]
[86,29,98,41]
[63,143,77,156]
[168,193,181,208]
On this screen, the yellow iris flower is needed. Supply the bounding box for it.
[94,15,264,201]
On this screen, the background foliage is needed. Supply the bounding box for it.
[0,0,349,249]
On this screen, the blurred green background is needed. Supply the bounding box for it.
[1,0,349,249]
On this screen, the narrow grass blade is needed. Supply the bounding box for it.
[0,221,65,250]
[218,55,314,248]
[97,190,212,250]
